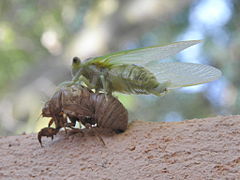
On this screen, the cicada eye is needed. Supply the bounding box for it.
[72,57,81,64]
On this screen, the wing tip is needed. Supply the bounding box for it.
[153,62,222,89]
[214,67,222,79]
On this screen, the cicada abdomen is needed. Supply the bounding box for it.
[108,64,168,96]
[90,92,128,133]
[61,85,128,132]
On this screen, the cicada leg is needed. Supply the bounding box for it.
[48,118,54,127]
[68,74,93,88]
[85,123,105,146]
[100,75,111,100]
[79,75,94,88]
[71,69,81,82]
[63,121,77,133]
[38,127,59,147]
[74,75,93,88]
[66,117,84,136]
[91,75,99,91]
[57,81,74,88]
[67,128,84,137]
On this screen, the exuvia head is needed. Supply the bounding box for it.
[42,102,51,117]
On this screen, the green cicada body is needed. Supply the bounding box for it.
[71,40,221,96]
[108,64,162,95]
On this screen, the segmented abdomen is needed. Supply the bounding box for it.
[91,93,128,132]
[60,86,128,132]
[109,65,159,94]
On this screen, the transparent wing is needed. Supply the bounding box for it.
[90,40,201,66]
[149,62,222,89]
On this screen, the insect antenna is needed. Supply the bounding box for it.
[36,113,43,122]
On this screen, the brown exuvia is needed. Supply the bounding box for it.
[38,85,128,147]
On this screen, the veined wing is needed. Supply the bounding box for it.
[149,62,222,89]
[89,40,201,66]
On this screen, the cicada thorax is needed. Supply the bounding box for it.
[60,86,95,121]
[47,90,63,115]
[108,64,162,95]
[80,64,107,91]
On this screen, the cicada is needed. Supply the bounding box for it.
[71,40,221,96]
[38,85,128,147]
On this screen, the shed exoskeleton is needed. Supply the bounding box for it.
[38,85,128,147]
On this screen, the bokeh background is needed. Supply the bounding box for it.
[0,0,238,136]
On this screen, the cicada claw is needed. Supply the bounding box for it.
[38,127,59,147]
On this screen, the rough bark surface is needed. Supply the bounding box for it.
[0,115,240,179]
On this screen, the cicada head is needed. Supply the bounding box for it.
[42,102,51,117]
[72,57,81,76]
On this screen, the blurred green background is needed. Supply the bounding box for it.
[0,0,238,135]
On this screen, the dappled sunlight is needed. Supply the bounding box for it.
[0,0,238,135]
[67,27,108,59]
[41,30,62,55]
